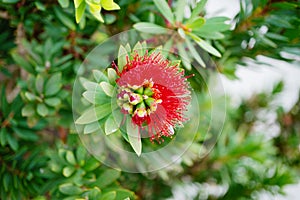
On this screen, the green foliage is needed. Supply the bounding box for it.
[133,0,231,69]
[218,0,300,78]
[0,144,48,199]
[0,87,45,151]
[72,0,120,24]
[44,138,135,200]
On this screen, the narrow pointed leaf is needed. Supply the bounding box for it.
[74,0,83,8]
[161,39,173,58]
[84,122,100,134]
[75,103,112,124]
[133,22,168,34]
[107,68,118,83]
[188,33,221,57]
[118,45,127,72]
[175,0,185,22]
[177,43,192,70]
[185,17,205,30]
[133,41,144,56]
[126,118,142,156]
[153,0,175,24]
[93,69,108,83]
[82,91,110,104]
[188,0,207,23]
[105,114,118,135]
[100,82,114,97]
[186,37,206,67]
[75,1,86,23]
[58,0,69,8]
[101,0,120,10]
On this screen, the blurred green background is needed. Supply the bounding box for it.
[0,0,299,199]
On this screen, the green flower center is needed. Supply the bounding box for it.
[117,80,162,121]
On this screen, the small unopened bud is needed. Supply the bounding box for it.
[129,93,142,105]
[144,88,153,96]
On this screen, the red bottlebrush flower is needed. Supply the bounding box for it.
[115,51,191,141]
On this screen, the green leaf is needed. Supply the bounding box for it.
[188,0,207,23]
[45,73,62,96]
[83,158,100,171]
[101,0,120,10]
[12,127,38,141]
[37,103,48,117]
[126,118,142,156]
[58,0,69,8]
[259,35,277,48]
[35,2,46,11]
[133,22,168,34]
[178,28,186,39]
[101,191,116,200]
[53,7,76,30]
[185,17,205,30]
[66,150,77,165]
[175,0,186,22]
[87,188,102,199]
[117,45,128,72]
[76,146,86,166]
[107,68,118,84]
[3,173,11,192]
[7,133,18,151]
[125,43,131,53]
[0,128,7,146]
[75,103,112,124]
[195,17,231,32]
[93,169,121,188]
[35,74,44,94]
[104,13,117,24]
[82,91,110,105]
[2,0,20,3]
[114,189,135,200]
[45,97,61,107]
[84,122,100,134]
[88,2,104,22]
[11,53,35,74]
[1,87,8,116]
[195,30,225,39]
[75,1,86,23]
[177,43,192,70]
[24,92,38,102]
[188,33,221,57]
[161,38,173,58]
[133,41,144,56]
[100,82,114,97]
[74,0,83,8]
[265,32,288,42]
[93,70,108,83]
[186,37,206,67]
[63,166,75,177]
[105,114,119,135]
[22,104,35,117]
[59,183,82,195]
[153,0,174,24]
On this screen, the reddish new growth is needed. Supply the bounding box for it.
[115,51,191,141]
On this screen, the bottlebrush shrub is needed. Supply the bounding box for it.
[75,42,192,156]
